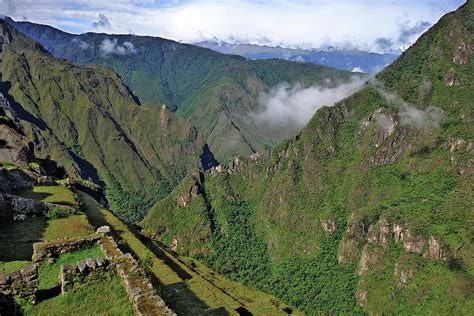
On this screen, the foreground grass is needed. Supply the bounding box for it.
[41,214,93,241]
[38,244,104,290]
[77,190,294,315]
[0,260,31,273]
[17,186,79,209]
[22,275,133,316]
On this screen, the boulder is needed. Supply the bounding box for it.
[96,226,111,234]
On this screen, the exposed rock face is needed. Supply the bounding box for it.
[443,68,455,86]
[426,236,444,260]
[394,263,414,288]
[374,114,396,147]
[320,219,337,234]
[0,193,47,218]
[339,217,446,279]
[176,182,200,208]
[452,42,473,65]
[358,245,380,275]
[0,168,35,192]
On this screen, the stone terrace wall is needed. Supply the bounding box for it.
[0,264,38,298]
[60,257,111,293]
[32,234,101,262]
[99,236,175,316]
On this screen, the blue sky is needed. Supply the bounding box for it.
[0,0,466,52]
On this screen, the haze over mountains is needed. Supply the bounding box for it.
[194,40,399,74]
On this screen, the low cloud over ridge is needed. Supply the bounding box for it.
[254,77,367,129]
[370,79,443,129]
[99,38,137,56]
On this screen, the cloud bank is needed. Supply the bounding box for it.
[371,79,443,129]
[71,38,91,50]
[0,0,464,53]
[99,38,137,56]
[254,77,367,128]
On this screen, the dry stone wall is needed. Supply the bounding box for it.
[0,264,38,298]
[99,236,175,316]
[60,257,111,293]
[32,234,101,262]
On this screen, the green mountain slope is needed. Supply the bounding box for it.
[0,21,216,222]
[141,1,474,313]
[8,19,361,162]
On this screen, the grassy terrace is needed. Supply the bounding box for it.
[15,185,94,241]
[38,244,104,290]
[77,190,295,315]
[0,184,134,315]
[17,185,79,208]
[22,275,133,316]
[0,260,31,273]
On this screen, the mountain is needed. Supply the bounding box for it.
[6,18,361,162]
[141,1,474,314]
[194,40,399,74]
[0,20,216,222]
[0,75,295,316]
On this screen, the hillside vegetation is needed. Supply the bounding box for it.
[142,1,474,313]
[9,19,361,161]
[0,21,215,221]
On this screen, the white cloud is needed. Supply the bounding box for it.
[351,67,365,73]
[370,79,443,129]
[254,77,366,128]
[92,13,111,29]
[72,38,91,50]
[99,38,137,56]
[1,1,465,53]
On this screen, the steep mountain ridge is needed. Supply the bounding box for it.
[0,21,216,221]
[7,18,361,161]
[142,1,474,313]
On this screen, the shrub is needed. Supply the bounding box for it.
[46,207,73,219]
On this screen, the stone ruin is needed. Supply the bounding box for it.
[0,264,38,299]
[60,257,111,293]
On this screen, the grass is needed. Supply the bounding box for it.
[17,186,79,209]
[76,190,294,315]
[22,275,133,316]
[0,260,31,273]
[41,214,94,241]
[0,161,20,170]
[38,244,104,290]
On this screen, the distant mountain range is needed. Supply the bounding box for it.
[6,17,361,164]
[194,40,400,74]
